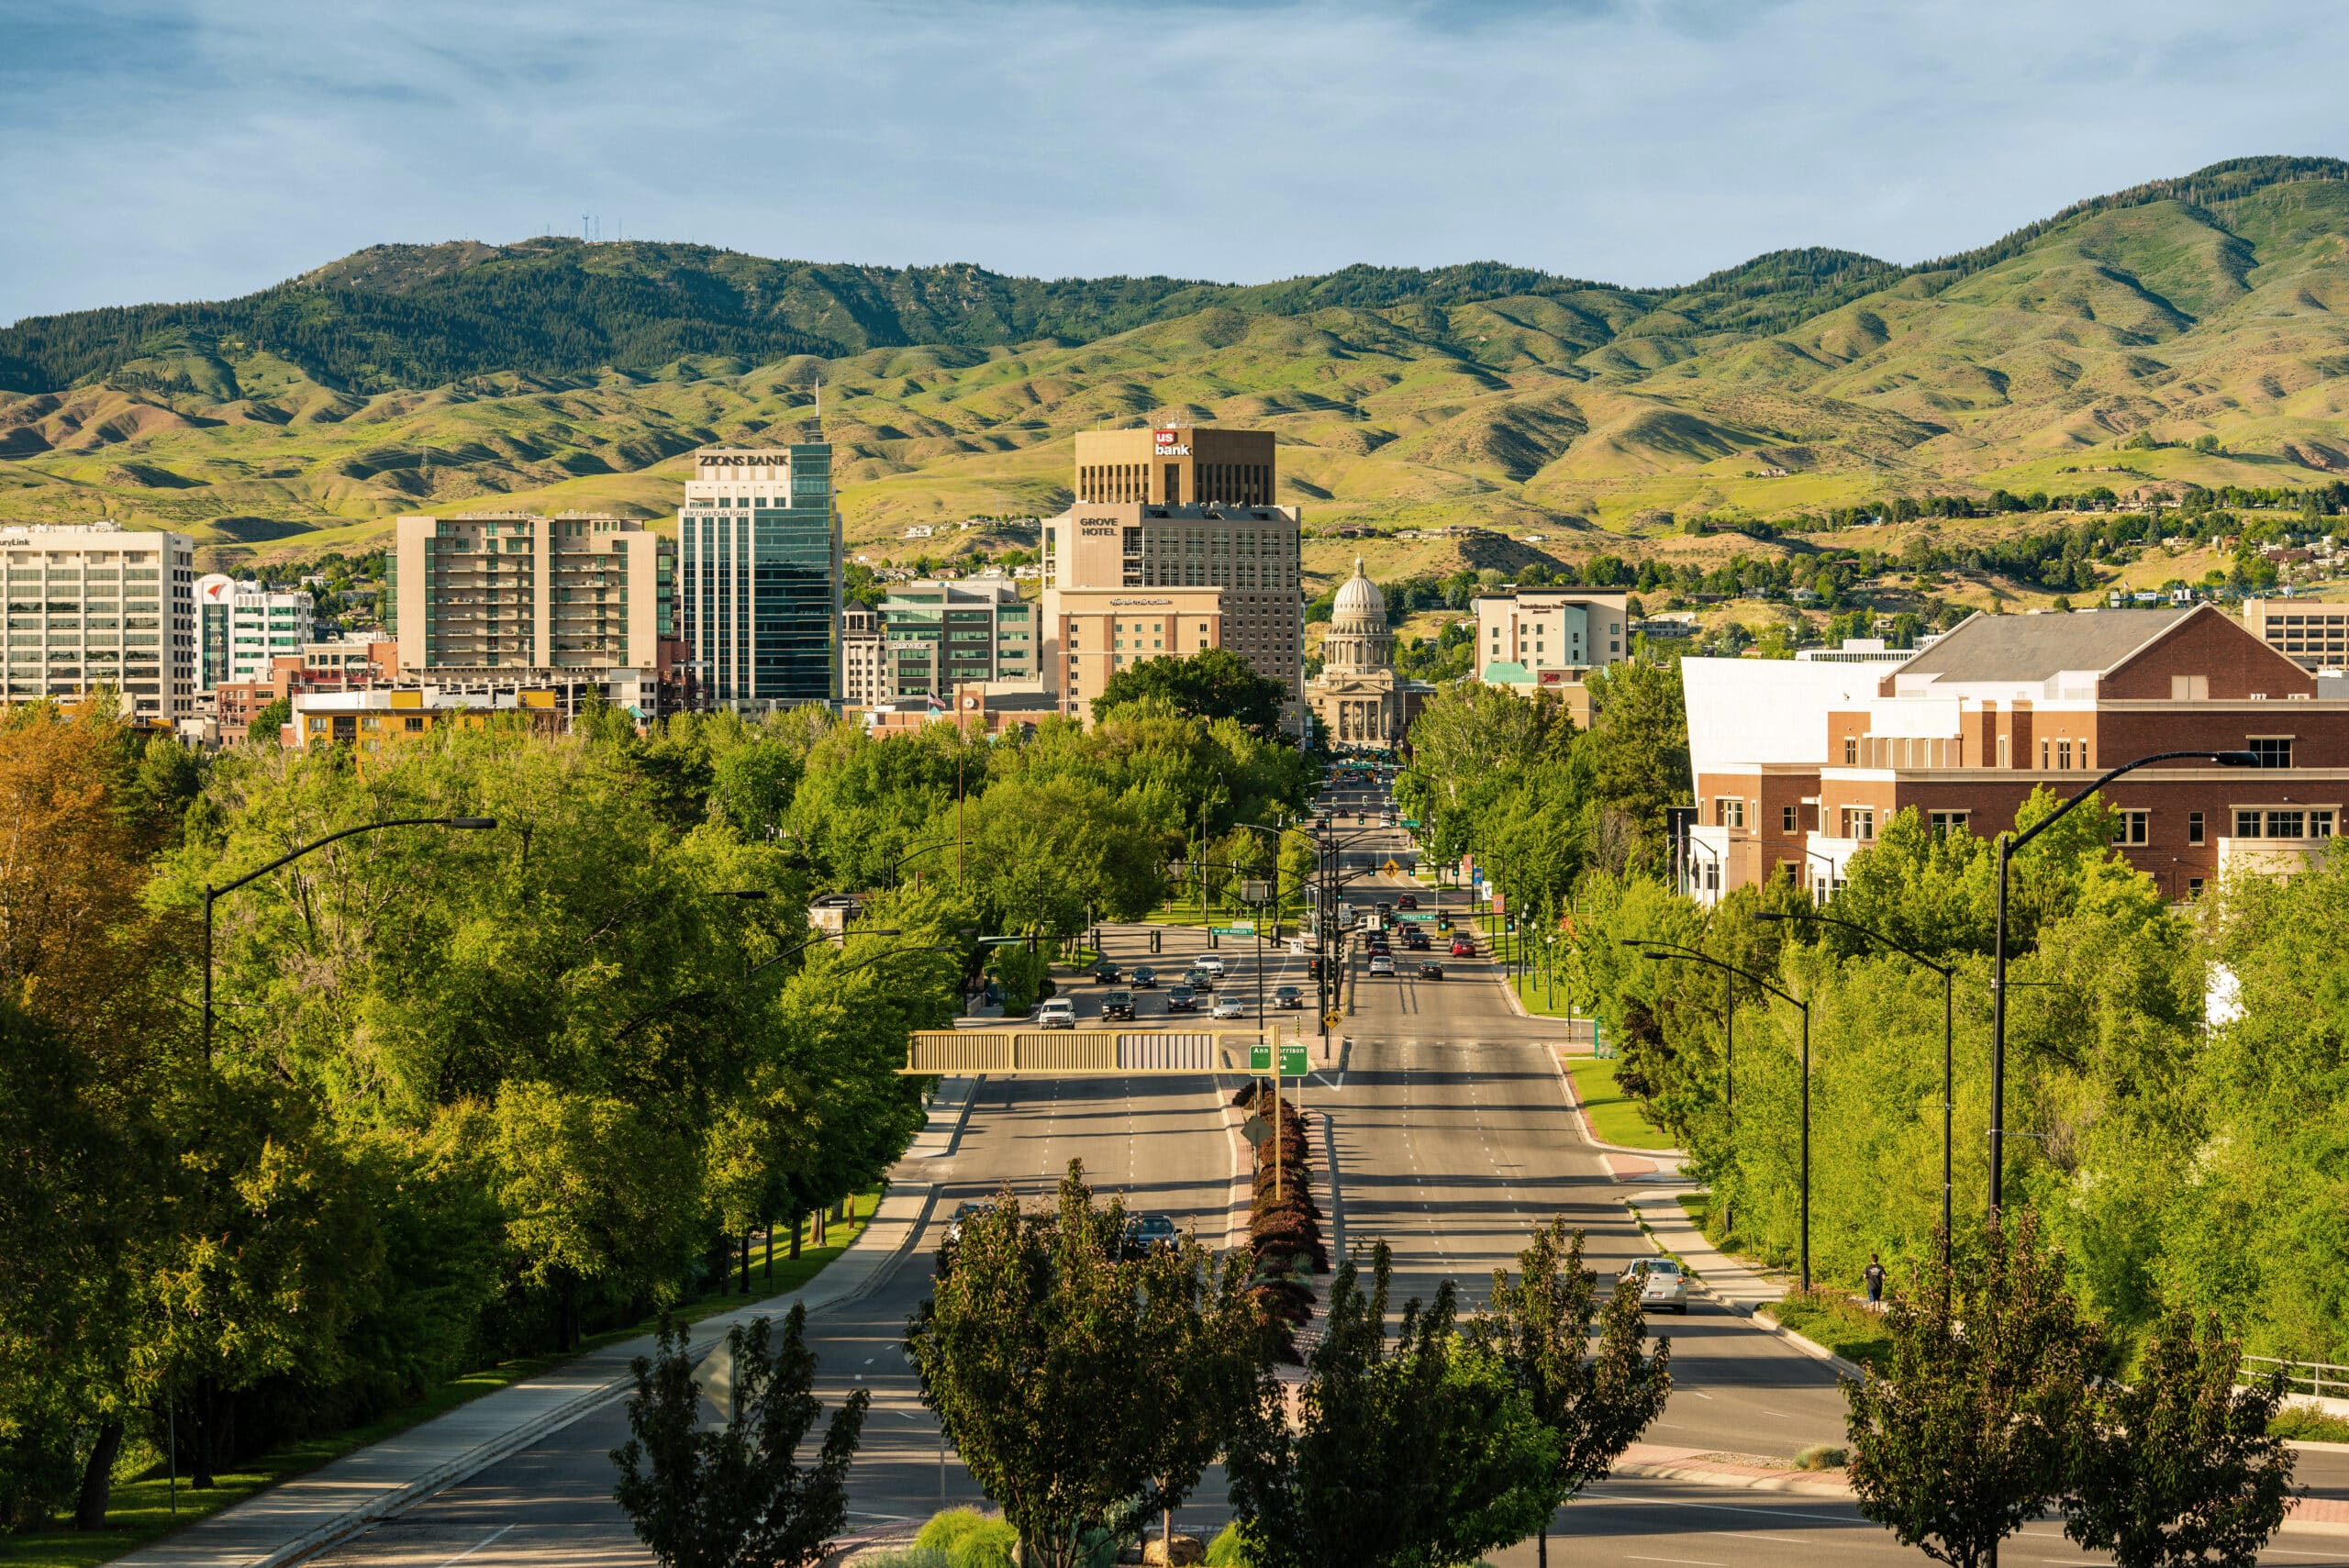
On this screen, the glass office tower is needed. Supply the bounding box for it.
[678,444,841,707]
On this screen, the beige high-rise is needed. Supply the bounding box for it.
[387,513,674,672]
[1045,426,1301,730]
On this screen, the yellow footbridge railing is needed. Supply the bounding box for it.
[899,1029,1281,1076]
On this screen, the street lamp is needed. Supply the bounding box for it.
[887,840,954,889]
[203,816,497,1063]
[1987,749,2256,1221]
[1638,945,1812,1291]
[1760,910,1955,1264]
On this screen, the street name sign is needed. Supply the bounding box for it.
[1250,1041,1273,1073]
[1280,1044,1309,1075]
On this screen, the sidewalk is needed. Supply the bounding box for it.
[1623,1188,1789,1313]
[115,1169,948,1567]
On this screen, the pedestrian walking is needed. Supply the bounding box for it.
[1864,1251,1886,1307]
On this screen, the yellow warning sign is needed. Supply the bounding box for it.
[1323,1009,1344,1029]
[1382,858,1402,876]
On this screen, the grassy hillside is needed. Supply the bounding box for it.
[6,156,2349,583]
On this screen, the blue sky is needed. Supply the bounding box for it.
[5,0,2347,321]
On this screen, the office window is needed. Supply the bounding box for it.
[2313,810,2337,838]
[2116,810,2150,846]
[2188,810,2205,845]
[1928,810,1970,835]
[1715,796,1745,828]
[2057,739,2073,771]
[1841,806,1876,841]
[1843,737,1858,765]
[2268,810,2306,839]
[2041,740,2051,769]
[2188,877,2205,899]
[2251,737,2294,767]
[2235,809,2264,839]
[1782,804,1799,833]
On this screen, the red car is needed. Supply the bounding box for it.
[1450,938,1475,958]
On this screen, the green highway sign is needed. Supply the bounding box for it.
[1250,1042,1273,1073]
[1213,921,1257,936]
[1403,817,1421,828]
[1280,1044,1309,1076]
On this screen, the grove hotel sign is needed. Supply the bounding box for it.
[1153,428,1191,456]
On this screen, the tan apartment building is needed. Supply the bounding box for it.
[1074,425,1276,508]
[1680,606,2348,906]
[387,512,674,673]
[1473,586,1632,726]
[2243,597,2349,670]
[1039,586,1225,721]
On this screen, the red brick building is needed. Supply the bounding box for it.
[1682,606,2345,905]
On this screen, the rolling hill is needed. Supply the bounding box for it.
[6,155,2349,581]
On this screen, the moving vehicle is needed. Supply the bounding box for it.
[1369,954,1396,976]
[1186,967,1216,992]
[1419,961,1445,981]
[1036,997,1077,1029]
[1451,936,1476,956]
[1620,1257,1690,1314]
[1102,988,1136,1020]
[1397,893,1419,910]
[1273,984,1304,1010]
[1194,954,1227,977]
[1130,965,1158,988]
[944,1199,988,1246]
[1122,1214,1179,1259]
[1165,984,1199,1013]
[1403,929,1431,951]
[1091,961,1120,984]
[1212,995,1247,1020]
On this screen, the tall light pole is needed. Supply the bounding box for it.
[1639,945,1811,1290]
[1987,750,2255,1222]
[1759,910,1954,1263]
[204,816,497,1064]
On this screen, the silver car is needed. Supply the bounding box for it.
[1620,1256,1690,1314]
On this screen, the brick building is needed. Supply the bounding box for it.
[1681,606,2346,906]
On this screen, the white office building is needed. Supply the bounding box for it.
[1,523,198,718]
[195,574,316,689]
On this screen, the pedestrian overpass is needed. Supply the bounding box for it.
[899,1029,1308,1077]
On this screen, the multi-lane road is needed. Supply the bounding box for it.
[308,776,2349,1567]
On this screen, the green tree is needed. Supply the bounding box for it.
[246,696,292,744]
[1092,650,1288,739]
[2060,1309,2294,1568]
[1477,1219,1674,1568]
[611,1307,868,1568]
[1571,660,1689,874]
[1228,1241,1560,1568]
[905,1162,1266,1568]
[1843,1214,2098,1568]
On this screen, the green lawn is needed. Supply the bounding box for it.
[1764,1289,1896,1375]
[0,1193,879,1568]
[1564,1059,1676,1151]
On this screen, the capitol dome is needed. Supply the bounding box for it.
[1321,559,1394,675]
[1330,558,1386,629]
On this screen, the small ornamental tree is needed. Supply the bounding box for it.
[611,1307,867,1568]
[904,1160,1266,1568]
[1228,1240,1560,1568]
[1479,1218,1674,1568]
[2061,1309,2297,1568]
[1843,1215,2098,1568]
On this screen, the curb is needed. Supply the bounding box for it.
[1749,1307,1874,1385]
[1319,1106,1346,1259]
[1613,1454,1854,1497]
[911,1076,981,1161]
[265,1190,943,1567]
[1544,1038,1689,1165]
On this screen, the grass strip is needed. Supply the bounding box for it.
[1563,1059,1676,1151]
[0,1193,878,1568]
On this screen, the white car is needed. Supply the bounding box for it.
[1620,1257,1690,1314]
[1035,998,1077,1029]
[1194,954,1227,977]
[1211,995,1247,1020]
[1369,954,1396,975]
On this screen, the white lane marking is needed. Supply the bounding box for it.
[436,1526,514,1565]
[1625,1556,1725,1566]
[1719,1534,1808,1545]
[1578,1494,1873,1529]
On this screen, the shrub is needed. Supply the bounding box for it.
[1794,1442,1849,1471]
[2271,1405,2349,1443]
[1204,1522,1254,1566]
[914,1507,1019,1568]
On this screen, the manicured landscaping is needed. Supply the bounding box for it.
[0,1193,878,1568]
[1564,1058,1676,1151]
[1763,1288,1896,1375]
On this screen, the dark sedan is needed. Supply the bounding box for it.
[1419,961,1445,980]
[1130,965,1159,988]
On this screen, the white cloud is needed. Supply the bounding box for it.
[2,0,2344,318]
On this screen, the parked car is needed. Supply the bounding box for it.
[1419,961,1445,981]
[1122,1214,1179,1259]
[1620,1257,1690,1314]
[1090,961,1120,984]
[1212,995,1247,1020]
[1130,965,1158,989]
[1273,984,1304,1010]
[1195,954,1227,977]
[1369,954,1396,976]
[1165,984,1199,1013]
[1036,998,1077,1029]
[1102,988,1136,1020]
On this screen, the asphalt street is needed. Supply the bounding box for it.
[306,772,2349,1566]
